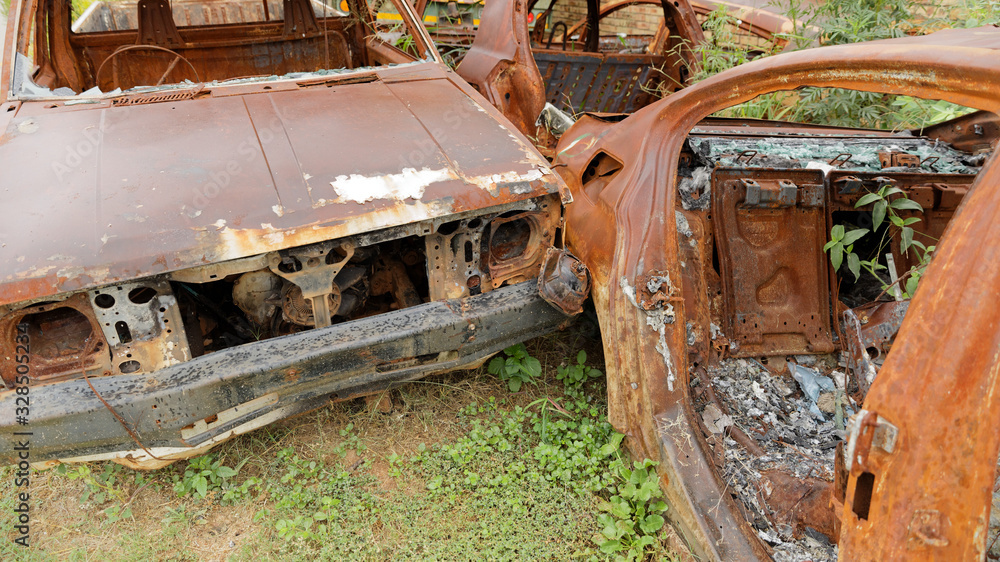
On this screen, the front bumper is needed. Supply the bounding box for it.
[0,281,572,464]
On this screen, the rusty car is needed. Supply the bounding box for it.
[0,0,590,469]
[552,24,1000,561]
[453,0,800,157]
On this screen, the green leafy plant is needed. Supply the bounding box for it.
[488,343,542,392]
[556,350,604,389]
[595,458,669,560]
[58,462,128,506]
[681,0,980,129]
[692,7,780,82]
[825,184,935,297]
[823,224,869,281]
[173,454,239,499]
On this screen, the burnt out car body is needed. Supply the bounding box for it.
[454,0,798,156]
[0,0,588,468]
[553,26,1000,561]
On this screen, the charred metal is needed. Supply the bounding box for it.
[554,26,1000,562]
[0,0,589,468]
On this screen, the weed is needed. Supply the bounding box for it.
[488,343,542,392]
[557,349,604,389]
[825,184,935,297]
[171,454,239,500]
[58,462,128,505]
[22,327,677,559]
[596,459,669,560]
[684,0,986,129]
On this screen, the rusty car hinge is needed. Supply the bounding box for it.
[741,177,798,208]
[844,409,898,476]
[636,271,680,311]
[878,150,922,169]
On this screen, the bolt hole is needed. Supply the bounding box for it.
[119,360,141,374]
[128,286,157,304]
[115,321,133,344]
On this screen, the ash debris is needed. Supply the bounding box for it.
[702,357,847,561]
[701,352,1000,560]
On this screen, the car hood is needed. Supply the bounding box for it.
[0,65,561,307]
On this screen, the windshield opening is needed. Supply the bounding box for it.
[9,0,432,99]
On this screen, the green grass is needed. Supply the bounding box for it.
[0,328,686,561]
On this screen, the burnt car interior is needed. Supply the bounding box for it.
[17,0,426,95]
[664,106,995,554]
[564,87,998,556]
[527,0,702,114]
[523,0,788,115]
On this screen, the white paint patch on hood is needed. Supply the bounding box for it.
[465,168,547,196]
[331,167,456,204]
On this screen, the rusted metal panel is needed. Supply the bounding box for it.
[920,110,1000,154]
[555,26,1000,561]
[535,50,668,114]
[711,167,835,357]
[455,0,545,138]
[0,293,110,385]
[0,63,559,308]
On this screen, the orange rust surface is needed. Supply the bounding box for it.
[456,0,545,137]
[836,126,1000,561]
[0,61,559,307]
[555,26,1000,561]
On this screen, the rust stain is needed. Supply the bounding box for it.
[554,26,1000,562]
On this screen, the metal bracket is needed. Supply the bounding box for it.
[268,240,355,329]
[835,175,864,195]
[88,279,190,375]
[741,178,798,208]
[844,409,898,475]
